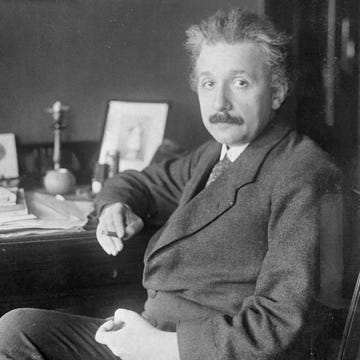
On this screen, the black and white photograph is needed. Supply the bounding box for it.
[99,100,168,171]
[0,133,19,180]
[0,1,358,359]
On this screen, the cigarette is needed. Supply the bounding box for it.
[101,230,128,240]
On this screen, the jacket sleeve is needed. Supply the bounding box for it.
[94,142,212,225]
[176,160,343,360]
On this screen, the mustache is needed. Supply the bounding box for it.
[209,113,244,125]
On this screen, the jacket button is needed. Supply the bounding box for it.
[148,289,157,298]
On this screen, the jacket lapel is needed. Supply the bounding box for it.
[145,120,292,261]
[177,142,221,208]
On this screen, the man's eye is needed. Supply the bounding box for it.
[233,79,248,88]
[201,81,215,89]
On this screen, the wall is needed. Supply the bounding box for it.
[0,0,263,150]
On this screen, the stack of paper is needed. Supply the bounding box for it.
[0,190,94,238]
[0,187,36,224]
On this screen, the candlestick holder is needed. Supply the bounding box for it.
[43,101,76,195]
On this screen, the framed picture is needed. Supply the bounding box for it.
[0,133,19,179]
[99,100,168,172]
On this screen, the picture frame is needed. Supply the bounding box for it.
[98,100,169,172]
[0,133,19,179]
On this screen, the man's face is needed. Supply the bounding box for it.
[195,41,283,146]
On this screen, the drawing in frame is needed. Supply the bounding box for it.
[98,100,169,172]
[0,133,19,179]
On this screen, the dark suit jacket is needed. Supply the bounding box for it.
[95,120,342,360]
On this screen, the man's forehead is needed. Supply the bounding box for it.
[195,41,267,78]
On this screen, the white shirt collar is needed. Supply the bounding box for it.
[220,143,249,162]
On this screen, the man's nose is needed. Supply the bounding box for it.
[213,86,232,112]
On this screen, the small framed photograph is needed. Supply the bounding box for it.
[0,133,19,179]
[99,100,168,172]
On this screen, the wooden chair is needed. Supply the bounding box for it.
[337,272,360,360]
[308,192,345,359]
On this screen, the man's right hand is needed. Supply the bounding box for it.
[96,202,144,256]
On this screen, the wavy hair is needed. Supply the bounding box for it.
[185,9,291,93]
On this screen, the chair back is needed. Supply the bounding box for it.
[337,272,360,360]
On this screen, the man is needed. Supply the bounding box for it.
[0,8,342,360]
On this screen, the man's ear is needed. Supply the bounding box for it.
[271,83,288,110]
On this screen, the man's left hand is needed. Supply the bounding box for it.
[95,309,180,360]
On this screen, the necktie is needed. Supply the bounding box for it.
[205,155,232,186]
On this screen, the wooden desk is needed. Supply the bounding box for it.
[0,229,151,317]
